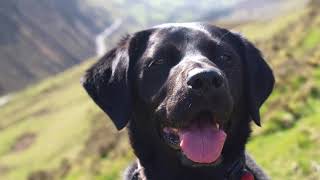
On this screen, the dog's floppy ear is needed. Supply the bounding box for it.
[81,30,153,130]
[240,37,275,126]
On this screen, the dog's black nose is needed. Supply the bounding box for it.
[187,68,224,93]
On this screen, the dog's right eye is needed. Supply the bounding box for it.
[149,44,181,68]
[147,58,166,68]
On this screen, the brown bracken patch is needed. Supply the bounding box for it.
[0,164,10,175]
[28,170,52,180]
[11,133,36,152]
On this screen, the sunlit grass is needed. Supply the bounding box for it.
[236,9,306,40]
[0,60,97,180]
[248,100,320,180]
[302,28,320,50]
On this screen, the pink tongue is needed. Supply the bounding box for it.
[179,125,226,163]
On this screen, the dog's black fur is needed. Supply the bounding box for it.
[82,23,274,180]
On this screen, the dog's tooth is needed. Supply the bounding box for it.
[163,127,171,133]
[163,127,179,134]
[172,128,179,133]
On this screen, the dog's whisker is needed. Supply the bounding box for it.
[217,31,232,45]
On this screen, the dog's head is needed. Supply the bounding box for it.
[82,23,274,167]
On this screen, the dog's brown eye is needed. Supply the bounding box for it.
[219,54,232,62]
[154,59,166,65]
[147,59,166,68]
[218,54,233,67]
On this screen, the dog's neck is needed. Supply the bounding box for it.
[128,122,251,179]
[127,153,254,180]
[139,154,246,180]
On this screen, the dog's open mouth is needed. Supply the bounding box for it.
[161,111,227,164]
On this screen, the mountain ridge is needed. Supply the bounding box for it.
[0,0,111,96]
[0,0,307,96]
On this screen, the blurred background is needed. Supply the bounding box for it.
[0,0,319,179]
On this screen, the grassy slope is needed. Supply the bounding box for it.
[239,6,320,179]
[0,60,131,180]
[0,57,133,180]
[0,60,93,179]
[0,5,320,180]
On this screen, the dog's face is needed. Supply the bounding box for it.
[82,23,274,167]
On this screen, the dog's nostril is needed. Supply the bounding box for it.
[212,75,223,88]
[192,78,203,90]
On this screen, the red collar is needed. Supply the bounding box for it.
[241,170,255,180]
[224,154,255,180]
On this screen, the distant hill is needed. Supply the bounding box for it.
[0,0,308,96]
[0,0,111,95]
[216,0,308,22]
[0,0,236,96]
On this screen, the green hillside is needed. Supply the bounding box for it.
[0,3,319,180]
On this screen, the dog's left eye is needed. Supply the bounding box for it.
[217,54,233,67]
[219,54,232,62]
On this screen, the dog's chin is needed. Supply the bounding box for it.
[180,153,224,167]
[160,110,227,167]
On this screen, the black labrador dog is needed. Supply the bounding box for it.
[82,23,274,180]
